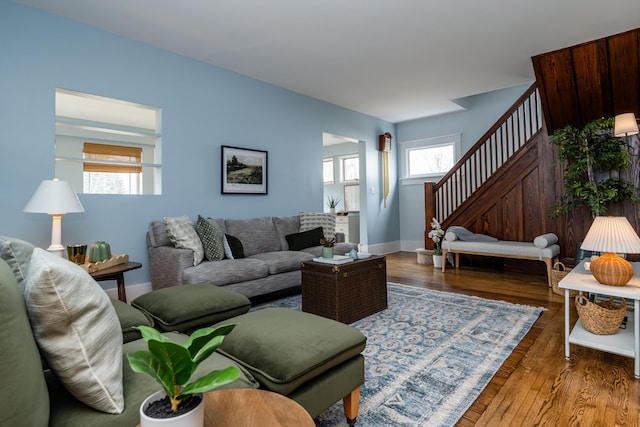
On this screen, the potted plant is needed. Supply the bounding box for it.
[127,324,240,427]
[549,117,637,218]
[326,196,341,213]
[428,218,445,268]
[320,236,336,258]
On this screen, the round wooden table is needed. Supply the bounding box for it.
[203,389,314,426]
[137,389,315,427]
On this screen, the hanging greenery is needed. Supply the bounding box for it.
[549,117,637,218]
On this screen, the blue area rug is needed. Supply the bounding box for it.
[254,283,544,427]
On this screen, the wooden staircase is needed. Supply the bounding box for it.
[423,83,557,249]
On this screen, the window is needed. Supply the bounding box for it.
[341,155,359,182]
[400,134,461,184]
[323,158,334,183]
[83,143,142,194]
[54,88,161,195]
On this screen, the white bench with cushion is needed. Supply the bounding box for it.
[442,230,560,286]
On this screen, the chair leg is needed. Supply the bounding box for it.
[343,386,360,426]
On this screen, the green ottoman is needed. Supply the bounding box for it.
[131,284,251,332]
[216,307,366,426]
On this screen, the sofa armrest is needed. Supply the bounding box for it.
[148,245,194,290]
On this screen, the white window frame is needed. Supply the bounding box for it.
[340,154,359,183]
[323,157,334,184]
[400,134,461,185]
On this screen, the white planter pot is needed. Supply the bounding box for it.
[432,255,443,268]
[140,391,205,427]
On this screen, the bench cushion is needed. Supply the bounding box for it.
[216,308,366,395]
[443,240,560,259]
[110,299,154,343]
[132,284,251,332]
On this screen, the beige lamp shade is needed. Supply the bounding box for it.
[614,113,639,137]
[580,216,640,286]
[24,179,84,214]
[24,179,84,256]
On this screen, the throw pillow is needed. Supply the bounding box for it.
[163,215,204,266]
[24,248,124,414]
[195,215,225,261]
[0,235,35,292]
[225,234,245,259]
[300,211,336,240]
[286,227,325,251]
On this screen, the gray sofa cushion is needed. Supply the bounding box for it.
[0,259,49,427]
[182,258,269,286]
[273,216,301,250]
[249,251,314,275]
[225,217,281,256]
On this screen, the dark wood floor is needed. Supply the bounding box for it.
[385,251,640,427]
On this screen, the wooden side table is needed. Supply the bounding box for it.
[89,261,141,303]
[137,389,314,426]
[204,389,314,426]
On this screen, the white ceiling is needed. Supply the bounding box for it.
[17,0,640,123]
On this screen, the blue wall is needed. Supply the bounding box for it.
[0,2,397,288]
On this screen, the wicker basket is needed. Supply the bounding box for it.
[551,262,576,297]
[575,295,627,335]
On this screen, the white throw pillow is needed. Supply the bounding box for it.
[299,212,336,240]
[164,215,204,266]
[24,248,124,414]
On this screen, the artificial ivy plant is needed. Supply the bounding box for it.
[549,117,637,218]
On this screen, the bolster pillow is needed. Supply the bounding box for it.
[533,233,558,248]
[444,232,458,241]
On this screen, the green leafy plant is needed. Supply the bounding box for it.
[127,324,240,413]
[320,236,336,247]
[326,195,341,209]
[549,117,637,217]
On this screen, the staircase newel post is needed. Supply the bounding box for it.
[424,182,436,250]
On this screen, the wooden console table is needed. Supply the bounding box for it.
[89,261,141,303]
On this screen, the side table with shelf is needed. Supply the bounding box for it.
[559,261,640,378]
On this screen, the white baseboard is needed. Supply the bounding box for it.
[104,281,153,303]
[367,240,402,255]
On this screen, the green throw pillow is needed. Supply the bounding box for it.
[195,215,225,261]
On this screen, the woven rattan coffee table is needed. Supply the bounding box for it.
[301,255,387,324]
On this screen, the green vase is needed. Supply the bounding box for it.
[322,247,334,259]
[89,241,112,262]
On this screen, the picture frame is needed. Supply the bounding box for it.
[221,145,268,194]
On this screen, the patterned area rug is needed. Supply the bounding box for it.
[253,283,544,427]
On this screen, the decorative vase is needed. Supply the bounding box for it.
[140,391,204,427]
[432,254,443,268]
[322,247,334,258]
[89,241,112,262]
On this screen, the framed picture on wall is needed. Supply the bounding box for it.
[221,145,268,194]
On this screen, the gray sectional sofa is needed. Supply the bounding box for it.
[147,214,357,299]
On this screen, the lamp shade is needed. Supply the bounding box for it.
[24,179,84,214]
[614,113,639,137]
[580,216,640,254]
[580,217,640,286]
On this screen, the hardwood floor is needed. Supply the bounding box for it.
[385,251,640,427]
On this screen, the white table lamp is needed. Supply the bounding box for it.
[614,113,639,137]
[580,216,640,286]
[24,179,85,256]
